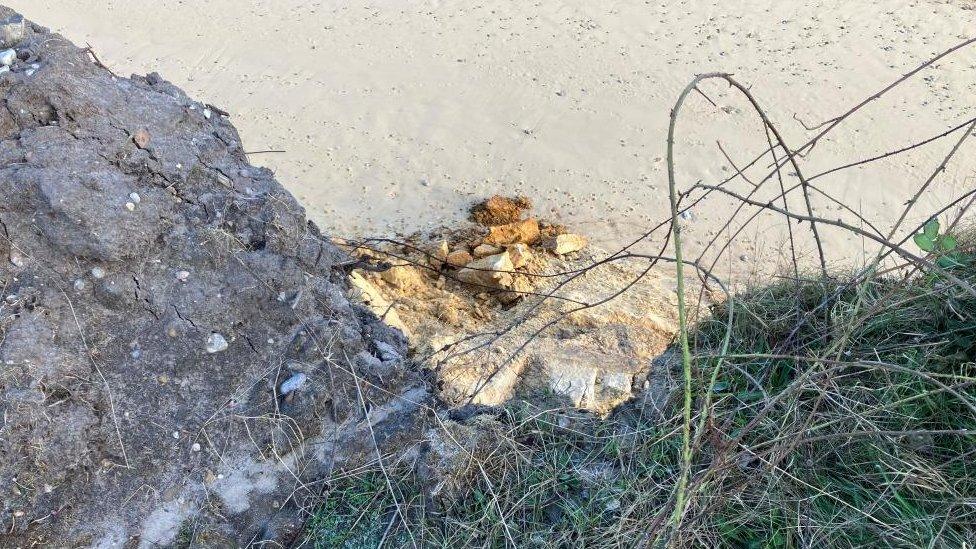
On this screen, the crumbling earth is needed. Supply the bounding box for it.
[0,8,429,547]
[347,197,681,415]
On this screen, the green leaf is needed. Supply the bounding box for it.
[913,233,936,252]
[937,253,967,269]
[940,234,958,251]
[923,218,940,238]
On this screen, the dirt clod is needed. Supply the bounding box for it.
[470,194,533,226]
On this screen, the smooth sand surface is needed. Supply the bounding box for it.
[11,1,976,275]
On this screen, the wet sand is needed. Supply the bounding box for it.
[12,0,976,276]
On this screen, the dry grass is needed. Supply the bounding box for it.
[298,239,975,547]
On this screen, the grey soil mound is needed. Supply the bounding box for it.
[0,8,428,547]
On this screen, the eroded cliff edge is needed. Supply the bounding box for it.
[0,8,429,546]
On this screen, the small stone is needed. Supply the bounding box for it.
[43,484,53,494]
[544,233,587,255]
[206,332,229,354]
[374,341,401,362]
[472,243,501,258]
[203,108,212,119]
[279,372,308,395]
[90,266,106,279]
[132,128,151,149]
[445,249,473,268]
[0,15,25,48]
[129,192,142,204]
[125,202,136,211]
[432,240,449,261]
[8,250,25,267]
[679,210,694,221]
[506,243,532,268]
[0,48,15,67]
[172,431,180,439]
[176,270,190,282]
[457,252,514,289]
[73,279,86,291]
[380,265,424,290]
[191,443,202,452]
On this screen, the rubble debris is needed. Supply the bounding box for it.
[483,218,541,246]
[457,251,514,289]
[445,249,473,267]
[544,233,588,255]
[506,243,532,268]
[345,196,683,415]
[472,243,502,258]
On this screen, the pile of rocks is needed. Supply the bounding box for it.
[345,199,679,414]
[435,195,588,302]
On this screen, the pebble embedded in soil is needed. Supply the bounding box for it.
[0,48,15,66]
[124,201,136,211]
[90,266,105,279]
[374,340,401,362]
[206,332,229,354]
[129,192,141,204]
[73,279,86,291]
[176,270,190,282]
[279,372,308,395]
[8,250,25,267]
[132,129,151,149]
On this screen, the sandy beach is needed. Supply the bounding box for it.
[12,0,976,274]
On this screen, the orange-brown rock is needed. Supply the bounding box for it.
[483,218,540,246]
[445,249,474,267]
